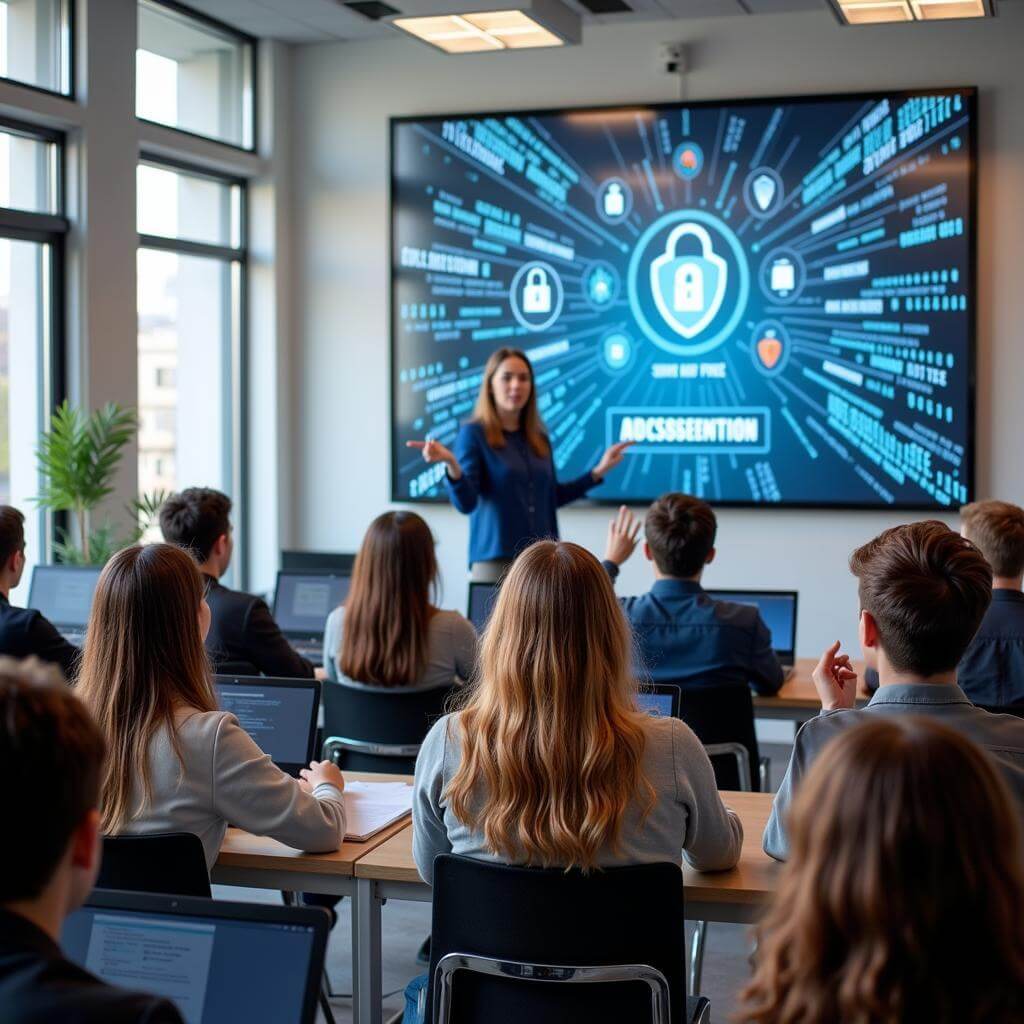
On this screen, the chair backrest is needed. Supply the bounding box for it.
[321,679,457,773]
[97,832,211,898]
[673,684,760,791]
[425,855,686,1024]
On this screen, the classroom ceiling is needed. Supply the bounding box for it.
[182,0,839,43]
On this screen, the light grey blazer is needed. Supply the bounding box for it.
[413,712,743,885]
[119,707,347,869]
[323,606,477,688]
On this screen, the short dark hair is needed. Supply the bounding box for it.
[159,488,232,563]
[850,521,993,677]
[961,500,1024,579]
[0,505,25,564]
[0,658,106,902]
[644,493,717,578]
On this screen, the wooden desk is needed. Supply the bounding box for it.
[753,657,870,721]
[351,791,780,1024]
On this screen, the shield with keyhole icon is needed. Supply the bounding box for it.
[650,223,728,340]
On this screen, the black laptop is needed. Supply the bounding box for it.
[466,581,499,632]
[26,565,103,645]
[706,588,799,677]
[62,890,329,1024]
[636,683,682,719]
[271,570,351,666]
[213,675,320,776]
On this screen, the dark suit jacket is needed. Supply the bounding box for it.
[0,594,80,678]
[202,574,314,678]
[0,909,183,1024]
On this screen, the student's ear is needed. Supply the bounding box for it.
[859,609,880,651]
[705,547,716,566]
[68,809,102,909]
[642,540,653,562]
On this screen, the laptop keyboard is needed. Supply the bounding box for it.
[60,630,86,647]
[291,641,323,667]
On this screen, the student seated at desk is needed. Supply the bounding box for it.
[739,717,1024,1024]
[0,658,184,1023]
[160,487,314,678]
[0,506,79,677]
[602,495,784,694]
[323,510,476,687]
[75,543,346,871]
[764,521,1024,861]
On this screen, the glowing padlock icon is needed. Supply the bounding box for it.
[674,263,704,313]
[752,173,776,212]
[770,257,795,295]
[522,267,552,314]
[603,183,625,218]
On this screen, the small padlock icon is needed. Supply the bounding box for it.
[522,267,551,314]
[650,221,728,340]
[674,263,704,313]
[603,182,625,218]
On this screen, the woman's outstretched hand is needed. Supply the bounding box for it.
[406,438,463,480]
[592,441,635,481]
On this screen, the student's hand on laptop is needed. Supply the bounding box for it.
[299,760,345,794]
[812,640,858,711]
[604,505,641,566]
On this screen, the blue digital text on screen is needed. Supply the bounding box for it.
[391,90,974,508]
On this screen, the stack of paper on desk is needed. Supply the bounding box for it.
[343,780,414,841]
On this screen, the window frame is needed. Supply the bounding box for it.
[136,152,248,583]
[136,0,258,155]
[0,0,74,100]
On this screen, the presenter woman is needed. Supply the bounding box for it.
[408,347,632,581]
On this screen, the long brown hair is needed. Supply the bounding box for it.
[339,511,438,687]
[472,347,549,457]
[76,544,216,833]
[736,716,1024,1024]
[446,541,654,870]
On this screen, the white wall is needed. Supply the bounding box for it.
[289,7,1024,658]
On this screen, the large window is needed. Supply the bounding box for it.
[0,0,71,95]
[136,1,254,150]
[137,158,244,531]
[0,118,65,599]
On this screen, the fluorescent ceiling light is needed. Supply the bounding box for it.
[835,0,987,20]
[392,0,580,52]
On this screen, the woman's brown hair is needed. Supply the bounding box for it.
[472,347,549,458]
[75,543,216,833]
[339,511,438,687]
[446,540,654,870]
[736,716,1024,1024]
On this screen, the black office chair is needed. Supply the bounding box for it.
[673,683,766,792]
[321,678,457,773]
[422,855,710,1024]
[97,832,211,898]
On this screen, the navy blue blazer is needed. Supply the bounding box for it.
[0,594,79,678]
[445,422,600,564]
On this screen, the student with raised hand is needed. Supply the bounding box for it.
[603,496,784,694]
[0,658,184,1023]
[764,520,1024,861]
[75,543,346,871]
[0,506,79,677]
[323,510,476,687]
[413,539,743,880]
[407,347,632,581]
[159,487,314,678]
[738,717,1024,1024]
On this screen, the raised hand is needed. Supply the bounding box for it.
[406,437,462,480]
[811,640,859,711]
[592,440,635,480]
[604,505,641,566]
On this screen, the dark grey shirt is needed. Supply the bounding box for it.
[763,682,1024,860]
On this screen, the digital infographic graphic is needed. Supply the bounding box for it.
[391,90,975,507]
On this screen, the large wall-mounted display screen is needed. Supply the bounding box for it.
[391,88,975,508]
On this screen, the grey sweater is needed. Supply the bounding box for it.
[413,712,743,884]
[119,707,347,869]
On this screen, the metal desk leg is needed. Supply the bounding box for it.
[354,877,383,1024]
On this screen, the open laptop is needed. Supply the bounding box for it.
[214,675,320,777]
[271,570,351,665]
[705,588,799,677]
[26,565,103,646]
[281,549,356,574]
[636,683,682,719]
[62,890,329,1024]
[466,581,499,632]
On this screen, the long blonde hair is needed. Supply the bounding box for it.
[472,347,549,458]
[340,511,438,686]
[76,544,216,833]
[446,541,654,870]
[736,717,1024,1024]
